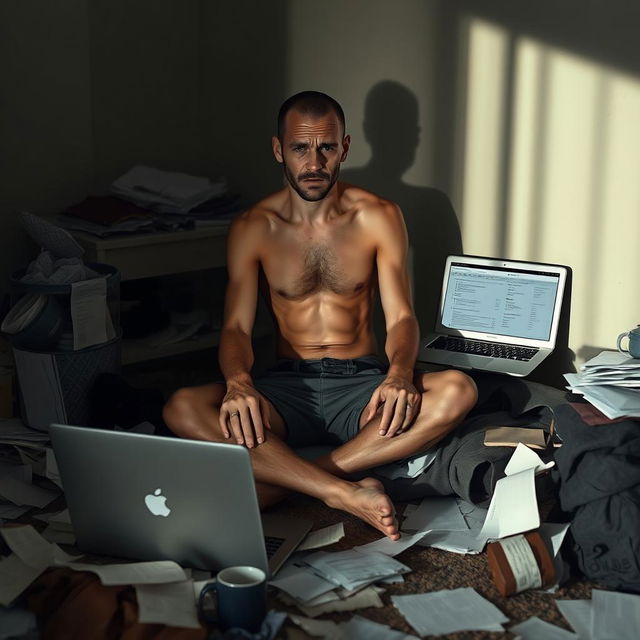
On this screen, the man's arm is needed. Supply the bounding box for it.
[363,202,421,437]
[218,212,271,448]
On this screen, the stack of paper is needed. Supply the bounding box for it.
[564,351,640,418]
[0,419,59,522]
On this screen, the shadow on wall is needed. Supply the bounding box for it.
[341,81,463,349]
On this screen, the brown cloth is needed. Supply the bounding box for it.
[25,568,207,640]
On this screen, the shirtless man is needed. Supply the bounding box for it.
[163,91,478,540]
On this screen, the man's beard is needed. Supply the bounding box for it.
[283,162,339,202]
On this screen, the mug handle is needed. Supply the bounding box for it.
[198,581,218,626]
[617,332,630,354]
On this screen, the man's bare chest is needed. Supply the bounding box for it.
[261,233,375,300]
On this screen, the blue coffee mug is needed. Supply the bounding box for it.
[199,565,267,633]
[617,326,640,359]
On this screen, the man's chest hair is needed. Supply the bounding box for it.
[265,239,373,300]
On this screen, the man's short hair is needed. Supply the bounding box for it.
[277,91,345,140]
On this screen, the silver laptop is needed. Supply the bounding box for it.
[418,255,567,376]
[49,424,312,576]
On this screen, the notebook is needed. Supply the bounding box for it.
[418,255,567,376]
[49,424,312,576]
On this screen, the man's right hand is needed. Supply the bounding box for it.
[219,382,272,448]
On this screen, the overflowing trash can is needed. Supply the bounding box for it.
[1,214,121,431]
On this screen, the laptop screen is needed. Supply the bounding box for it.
[441,262,561,341]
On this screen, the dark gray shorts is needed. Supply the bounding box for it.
[253,355,388,448]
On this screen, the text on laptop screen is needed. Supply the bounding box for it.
[441,263,560,341]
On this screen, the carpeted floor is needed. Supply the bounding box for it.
[269,492,598,639]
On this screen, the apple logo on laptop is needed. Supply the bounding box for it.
[145,488,171,517]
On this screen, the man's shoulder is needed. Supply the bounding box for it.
[339,183,401,218]
[232,193,285,232]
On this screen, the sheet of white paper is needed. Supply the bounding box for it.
[1,524,58,568]
[505,442,554,475]
[339,615,419,640]
[269,565,336,602]
[456,498,488,531]
[581,350,640,369]
[402,496,469,532]
[70,277,108,350]
[0,470,59,508]
[135,580,200,629]
[479,466,539,540]
[418,528,486,554]
[591,589,640,640]
[374,451,437,479]
[353,530,428,557]
[0,554,45,606]
[510,616,578,639]
[0,503,31,520]
[288,585,384,618]
[555,600,593,640]
[305,550,409,590]
[66,560,188,586]
[297,523,345,551]
[288,614,343,639]
[392,588,508,636]
[539,522,571,558]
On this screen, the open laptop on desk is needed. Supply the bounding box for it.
[49,424,311,576]
[418,255,567,377]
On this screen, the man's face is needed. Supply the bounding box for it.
[273,110,350,202]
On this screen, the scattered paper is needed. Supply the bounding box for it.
[282,586,384,618]
[0,504,31,520]
[555,600,593,640]
[0,554,46,606]
[417,528,486,554]
[66,560,188,586]
[402,496,469,533]
[591,589,640,640]
[340,615,419,640]
[288,614,343,639]
[305,550,409,590]
[391,588,508,636]
[298,522,345,551]
[353,530,428,557]
[135,580,200,629]
[45,448,63,489]
[269,565,336,603]
[0,472,59,508]
[479,466,539,540]
[504,442,554,475]
[41,525,76,545]
[510,616,578,639]
[375,450,437,479]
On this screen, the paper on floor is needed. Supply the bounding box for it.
[504,442,554,475]
[269,564,336,603]
[288,614,343,639]
[305,550,409,590]
[0,554,46,606]
[297,522,345,551]
[0,471,59,508]
[340,615,419,640]
[66,560,188,586]
[353,530,429,557]
[135,580,200,629]
[280,585,384,618]
[479,466,539,541]
[510,616,578,639]
[0,525,76,568]
[391,587,508,636]
[555,600,593,640]
[591,589,640,640]
[401,496,469,533]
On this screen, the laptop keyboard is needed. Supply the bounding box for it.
[430,336,538,361]
[264,535,285,559]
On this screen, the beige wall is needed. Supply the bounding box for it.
[1,0,637,378]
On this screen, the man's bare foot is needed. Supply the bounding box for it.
[327,477,400,540]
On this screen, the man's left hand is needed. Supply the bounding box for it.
[364,376,421,437]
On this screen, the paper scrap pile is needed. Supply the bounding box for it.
[564,350,640,419]
[0,418,60,523]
